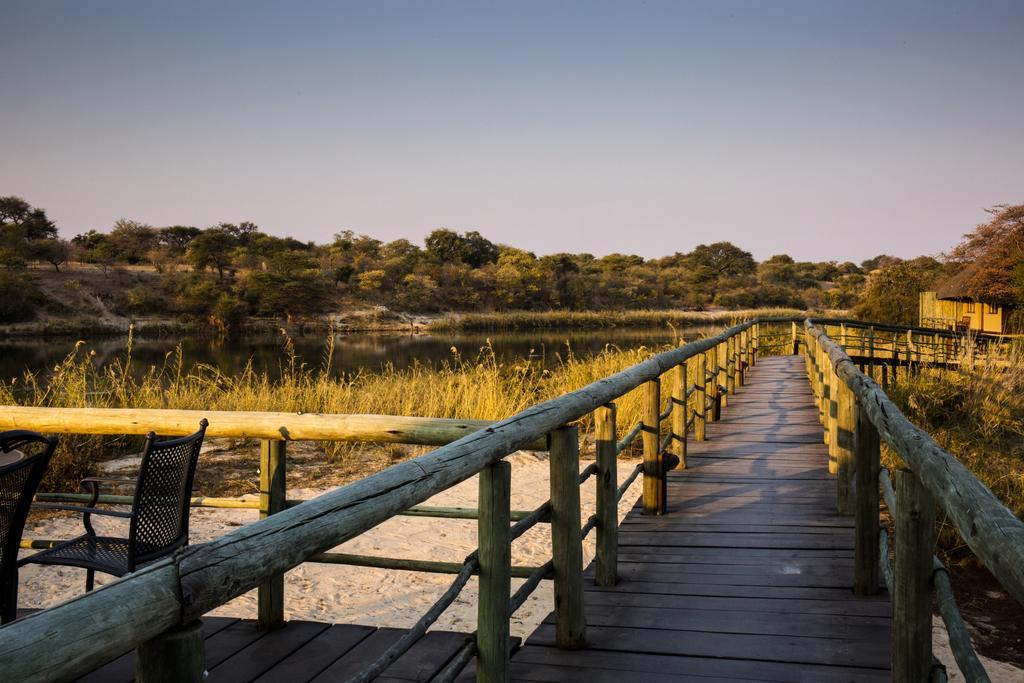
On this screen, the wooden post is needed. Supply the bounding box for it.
[477,460,511,683]
[834,379,855,516]
[853,397,880,596]
[594,405,617,587]
[258,439,286,630]
[751,323,758,366]
[893,469,935,682]
[736,330,745,386]
[816,341,826,427]
[694,354,707,441]
[642,379,663,515]
[549,425,586,649]
[726,336,736,398]
[868,326,876,381]
[791,321,799,355]
[671,361,686,470]
[709,349,721,421]
[737,330,746,386]
[136,621,204,683]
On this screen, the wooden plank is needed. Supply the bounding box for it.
[310,629,467,682]
[76,617,239,683]
[508,646,889,682]
[542,604,890,641]
[207,621,330,682]
[253,624,376,683]
[203,619,273,670]
[527,624,890,669]
[580,589,891,617]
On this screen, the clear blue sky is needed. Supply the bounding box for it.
[3,1,1022,262]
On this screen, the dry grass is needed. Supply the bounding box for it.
[883,343,1024,562]
[1,330,693,489]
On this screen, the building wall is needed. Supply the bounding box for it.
[919,291,1004,333]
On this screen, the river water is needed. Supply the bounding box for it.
[0,326,724,383]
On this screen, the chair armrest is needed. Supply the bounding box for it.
[31,503,132,518]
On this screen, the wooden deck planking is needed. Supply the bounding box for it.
[76,618,472,683]
[503,355,891,682]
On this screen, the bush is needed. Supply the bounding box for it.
[0,271,43,322]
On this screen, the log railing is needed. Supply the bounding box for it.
[805,319,1024,683]
[0,317,799,682]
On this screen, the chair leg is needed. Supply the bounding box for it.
[86,569,95,592]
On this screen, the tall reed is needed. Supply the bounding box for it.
[883,342,1024,562]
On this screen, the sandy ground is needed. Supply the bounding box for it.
[16,452,1024,680]
[18,451,640,640]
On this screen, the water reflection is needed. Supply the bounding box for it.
[0,326,723,382]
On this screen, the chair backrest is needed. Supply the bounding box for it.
[128,420,208,566]
[0,431,57,624]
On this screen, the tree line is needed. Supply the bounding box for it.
[3,195,1020,331]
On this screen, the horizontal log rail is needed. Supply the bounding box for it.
[0,407,548,449]
[805,320,1023,682]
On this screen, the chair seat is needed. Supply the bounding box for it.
[25,535,132,577]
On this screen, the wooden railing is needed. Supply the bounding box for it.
[805,319,1024,682]
[0,317,801,682]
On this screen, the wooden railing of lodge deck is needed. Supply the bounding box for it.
[0,316,1019,682]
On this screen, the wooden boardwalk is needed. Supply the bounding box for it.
[504,355,891,682]
[68,355,890,682]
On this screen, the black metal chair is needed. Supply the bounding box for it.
[1,430,57,624]
[25,419,208,591]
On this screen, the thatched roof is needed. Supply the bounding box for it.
[934,267,976,301]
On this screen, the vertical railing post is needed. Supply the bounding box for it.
[868,326,876,382]
[751,322,758,366]
[816,340,827,428]
[477,460,511,683]
[258,438,286,630]
[709,348,721,421]
[853,396,880,595]
[671,361,686,470]
[594,404,618,587]
[549,425,586,649]
[726,335,736,398]
[695,353,707,441]
[737,330,746,386]
[834,377,855,516]
[825,355,839,475]
[642,378,663,515]
[893,469,935,682]
[136,621,205,683]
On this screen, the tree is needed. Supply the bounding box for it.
[860,254,902,272]
[158,226,202,252]
[186,229,237,281]
[242,251,332,317]
[851,257,945,325]
[0,196,57,240]
[494,248,546,309]
[424,228,498,267]
[686,242,756,282]
[31,238,71,272]
[948,204,1024,305]
[108,219,158,264]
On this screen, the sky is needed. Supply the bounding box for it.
[2,1,1023,263]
